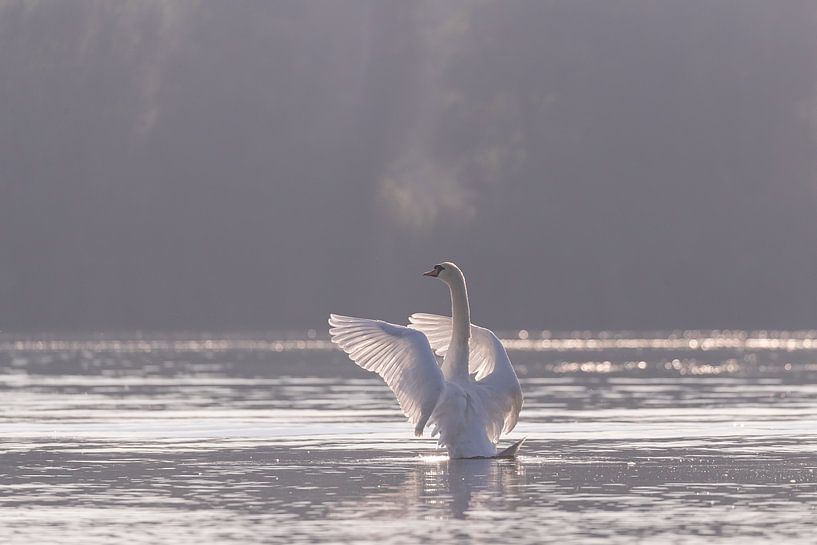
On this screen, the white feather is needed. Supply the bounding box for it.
[328,314,444,436]
[409,313,523,439]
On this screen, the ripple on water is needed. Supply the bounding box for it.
[0,333,816,544]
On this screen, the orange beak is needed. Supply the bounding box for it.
[423,268,439,277]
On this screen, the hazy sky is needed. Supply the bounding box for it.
[1,0,817,331]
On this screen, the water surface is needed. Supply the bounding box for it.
[1,331,816,544]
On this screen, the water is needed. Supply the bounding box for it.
[1,331,816,544]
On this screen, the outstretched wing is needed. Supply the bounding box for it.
[328,314,445,436]
[408,313,523,437]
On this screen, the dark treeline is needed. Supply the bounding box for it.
[1,1,816,331]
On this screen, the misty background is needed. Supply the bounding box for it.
[1,0,816,332]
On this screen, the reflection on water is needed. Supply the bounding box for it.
[1,332,816,544]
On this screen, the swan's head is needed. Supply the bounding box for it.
[422,261,463,284]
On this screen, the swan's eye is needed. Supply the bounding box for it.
[435,264,444,272]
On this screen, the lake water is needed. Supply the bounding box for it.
[1,330,816,544]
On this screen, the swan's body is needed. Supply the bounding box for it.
[328,262,523,459]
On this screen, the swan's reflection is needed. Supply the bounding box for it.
[394,456,527,519]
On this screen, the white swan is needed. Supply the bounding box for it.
[328,261,524,459]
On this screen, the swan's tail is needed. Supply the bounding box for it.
[495,437,526,459]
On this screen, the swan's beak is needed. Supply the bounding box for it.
[423,268,439,277]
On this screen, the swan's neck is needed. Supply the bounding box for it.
[443,275,470,381]
[449,276,471,345]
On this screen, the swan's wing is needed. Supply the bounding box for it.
[406,313,455,361]
[408,313,523,436]
[408,313,499,380]
[328,314,445,436]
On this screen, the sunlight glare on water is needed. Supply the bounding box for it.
[0,330,816,544]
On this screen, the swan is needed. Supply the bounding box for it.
[328,261,524,459]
